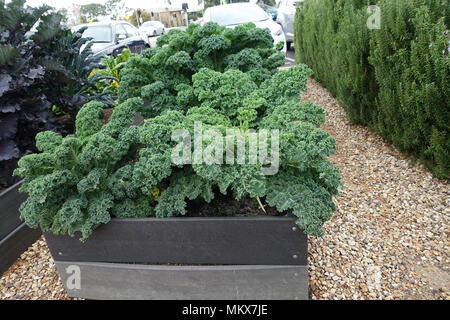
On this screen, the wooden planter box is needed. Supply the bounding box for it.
[0,182,42,275]
[44,217,308,300]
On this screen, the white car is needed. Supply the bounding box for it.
[139,20,165,37]
[276,0,304,50]
[202,3,287,52]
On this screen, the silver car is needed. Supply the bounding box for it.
[139,20,165,37]
[203,3,286,52]
[276,0,304,50]
[73,21,151,61]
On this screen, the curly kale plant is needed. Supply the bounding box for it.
[15,63,341,241]
[118,22,286,117]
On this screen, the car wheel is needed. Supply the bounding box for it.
[286,42,292,51]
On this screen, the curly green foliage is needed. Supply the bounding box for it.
[140,81,178,118]
[259,64,313,113]
[14,97,152,241]
[265,168,338,236]
[111,196,154,218]
[224,48,284,83]
[118,55,155,102]
[260,101,326,129]
[192,68,258,119]
[75,101,104,139]
[118,22,285,113]
[35,131,63,153]
[15,62,341,240]
[184,65,312,126]
[186,106,232,128]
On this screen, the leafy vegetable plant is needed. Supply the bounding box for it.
[41,26,116,120]
[15,62,341,241]
[0,0,62,186]
[90,48,137,97]
[0,0,113,187]
[118,22,286,117]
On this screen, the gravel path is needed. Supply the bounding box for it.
[1,77,448,300]
[0,237,69,300]
[303,78,449,300]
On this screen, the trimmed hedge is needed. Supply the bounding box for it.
[295,0,449,179]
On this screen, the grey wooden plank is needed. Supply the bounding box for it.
[55,261,309,300]
[0,181,27,240]
[45,217,307,266]
[0,222,42,276]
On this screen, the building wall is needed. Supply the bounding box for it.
[146,9,187,28]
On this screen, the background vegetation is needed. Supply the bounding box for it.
[294,0,449,179]
[0,0,113,188]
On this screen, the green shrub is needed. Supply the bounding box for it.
[294,0,339,96]
[370,1,449,178]
[334,1,379,124]
[294,0,449,179]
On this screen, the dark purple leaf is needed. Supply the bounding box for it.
[0,103,20,113]
[27,66,44,79]
[23,111,37,121]
[0,139,19,161]
[0,114,18,139]
[0,73,12,97]
[0,158,20,187]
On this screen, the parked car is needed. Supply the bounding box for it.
[265,7,278,21]
[139,20,165,37]
[259,2,278,21]
[276,0,304,50]
[192,18,203,24]
[202,3,286,52]
[73,21,151,61]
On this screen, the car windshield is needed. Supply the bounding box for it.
[82,26,112,43]
[210,5,269,26]
[142,22,155,27]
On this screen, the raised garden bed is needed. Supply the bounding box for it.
[12,23,341,301]
[0,182,42,275]
[44,216,308,300]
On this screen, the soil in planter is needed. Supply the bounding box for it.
[101,108,114,125]
[185,191,286,217]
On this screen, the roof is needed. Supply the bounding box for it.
[209,2,260,9]
[143,8,183,12]
[73,20,130,29]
